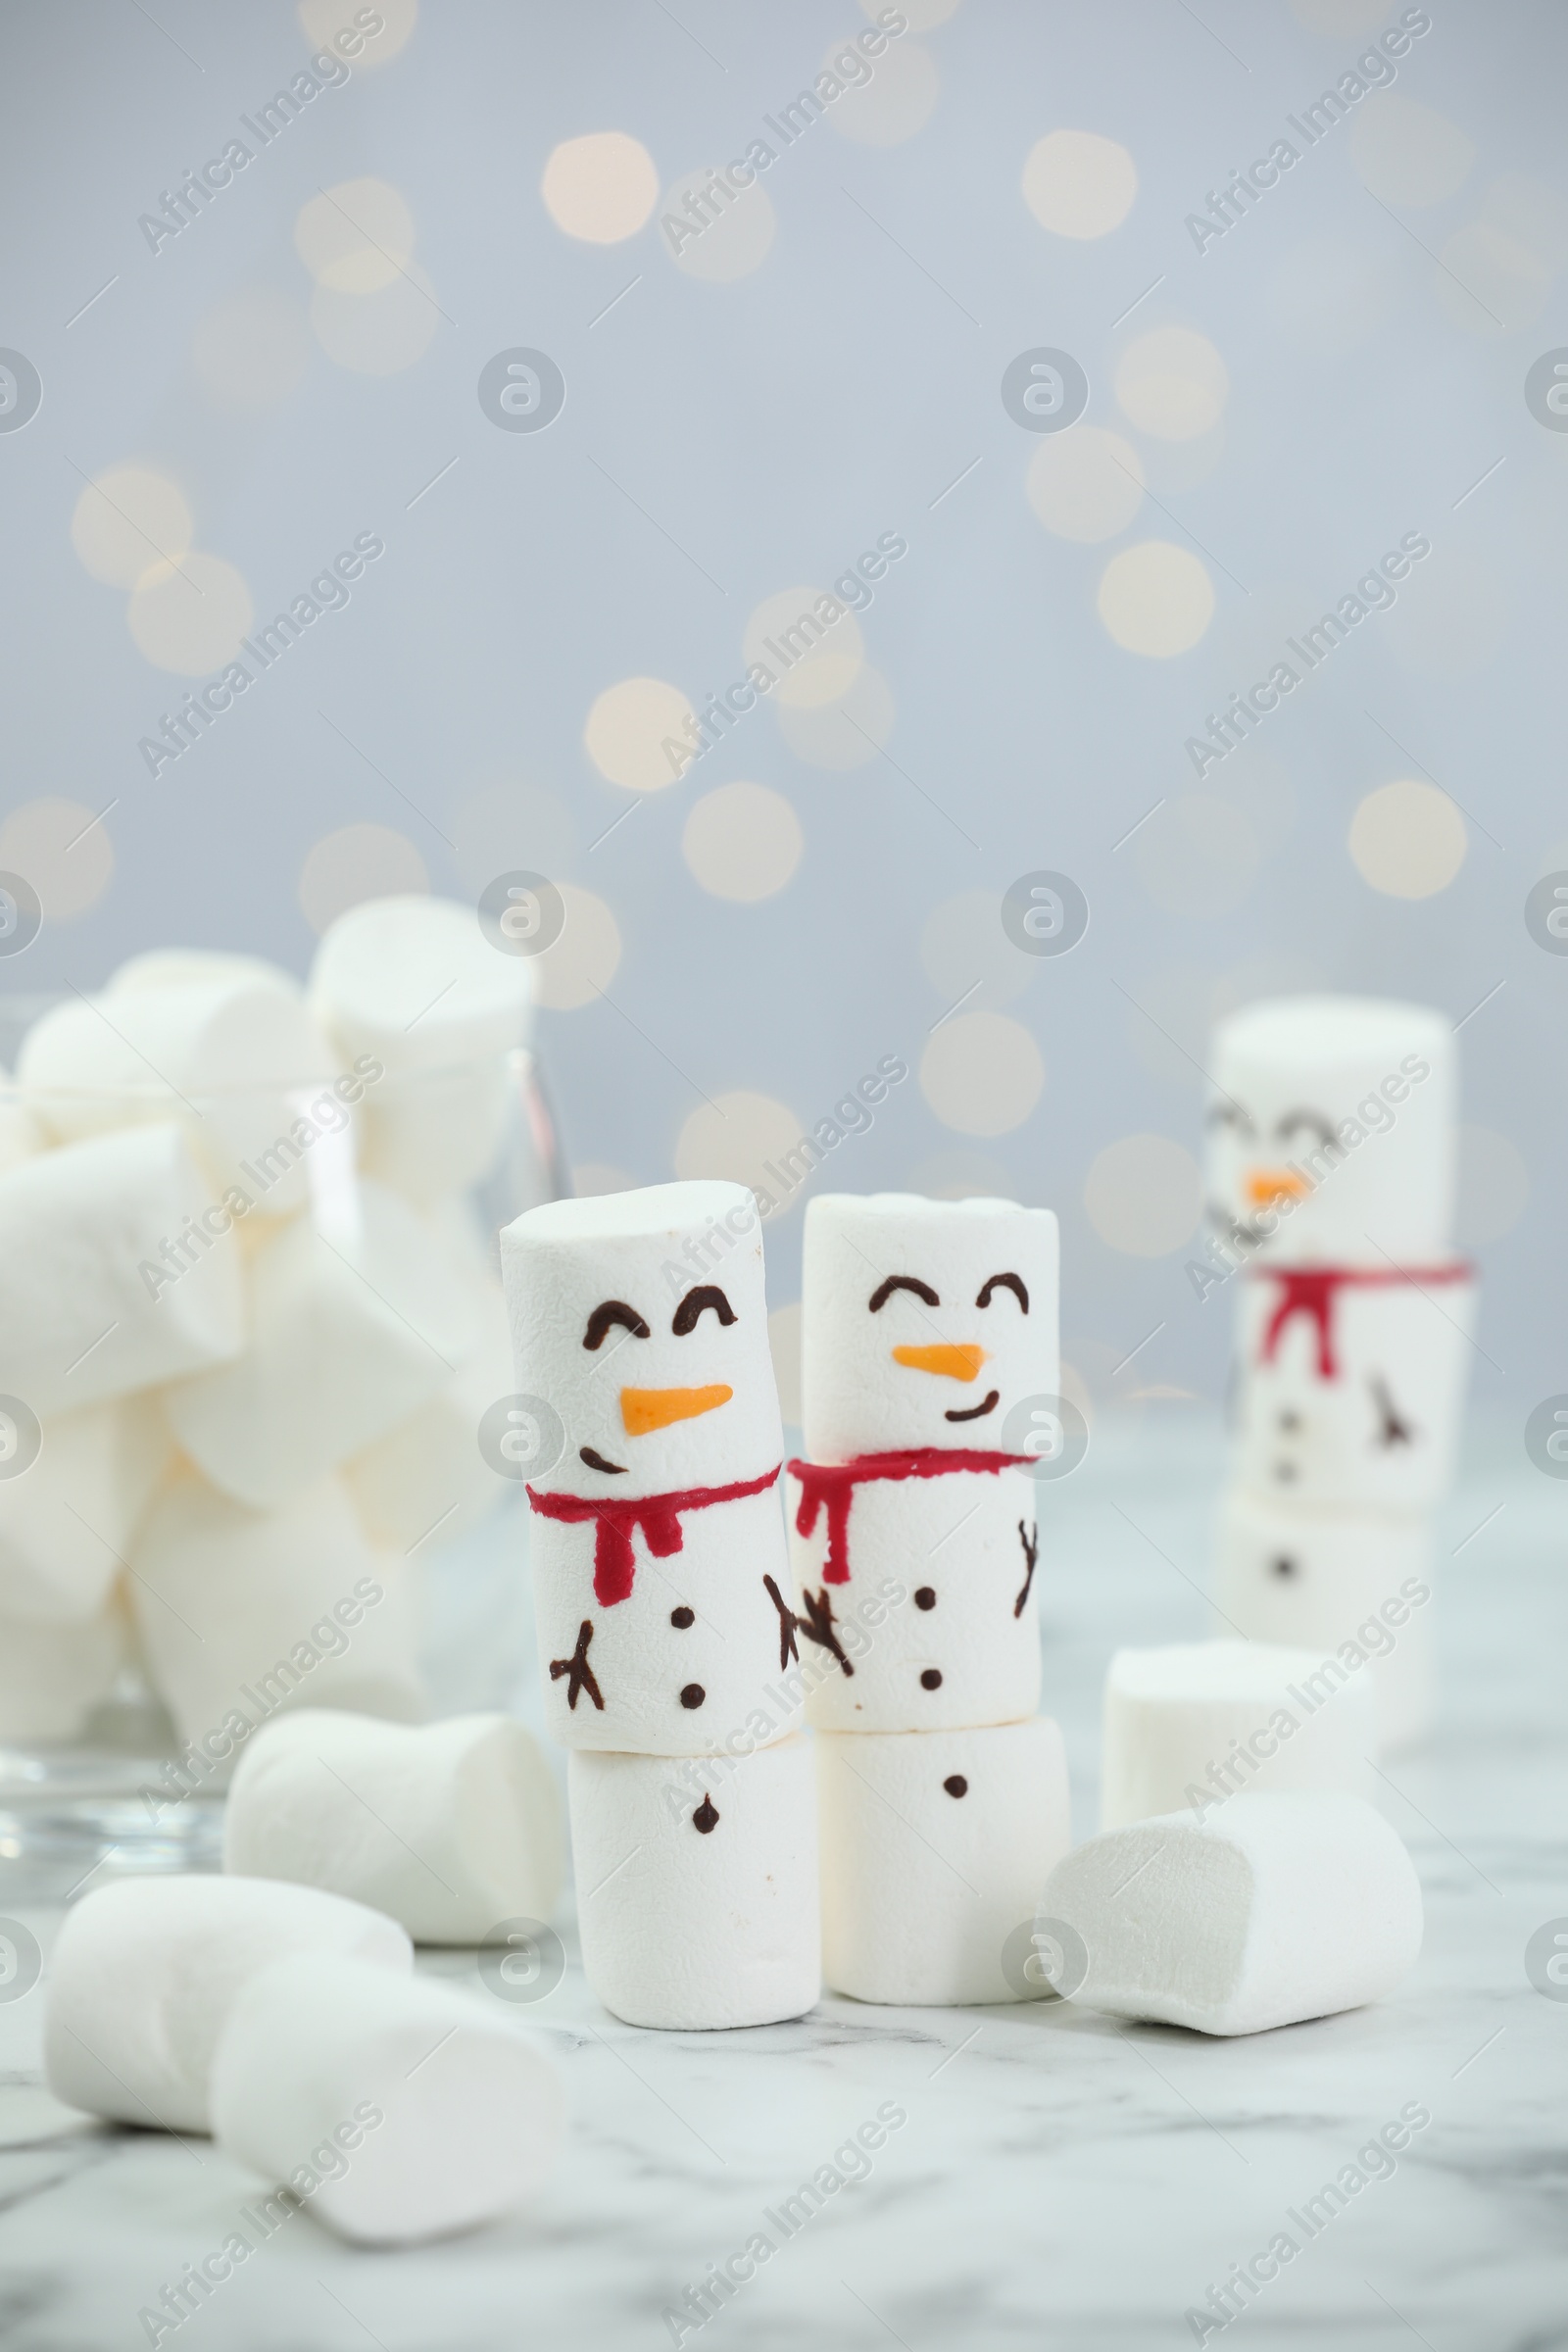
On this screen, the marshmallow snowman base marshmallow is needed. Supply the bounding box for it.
[817,1717,1070,2006]
[211,1954,565,2245]
[569,1736,819,2031]
[1232,1260,1474,1508]
[44,1876,412,2133]
[786,1459,1041,1732]
[223,1708,564,1943]
[1040,1791,1423,2034]
[1101,1641,1376,1832]
[1213,1492,1435,1748]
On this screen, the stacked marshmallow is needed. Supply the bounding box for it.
[1201,998,1472,1748]
[0,897,532,1757]
[45,1875,564,2243]
[789,1195,1071,2006]
[501,1181,819,2031]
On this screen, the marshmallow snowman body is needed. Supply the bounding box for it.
[816,1716,1070,2005]
[0,1124,245,1413]
[786,1464,1040,1731]
[1042,1792,1423,2035]
[503,1182,795,1755]
[1205,997,1454,1267]
[1212,1491,1434,1748]
[1232,1260,1474,1507]
[569,1735,819,2030]
[802,1193,1060,1461]
[1101,1640,1376,1831]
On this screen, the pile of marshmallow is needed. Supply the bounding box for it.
[44,1707,568,2245]
[0,897,531,1753]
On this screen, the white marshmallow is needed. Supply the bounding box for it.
[359,1061,514,1204]
[163,1182,480,1508]
[18,980,340,1218]
[211,1954,564,2244]
[1214,1490,1435,1748]
[0,1082,42,1173]
[1206,996,1454,1266]
[223,1707,564,1943]
[44,1875,411,2132]
[817,1717,1070,2006]
[1232,1259,1474,1507]
[1041,1791,1423,2034]
[0,1394,170,1622]
[569,1735,819,2030]
[787,1465,1041,1731]
[310,895,532,1074]
[109,949,302,1000]
[801,1193,1059,1462]
[0,1596,126,1740]
[344,1282,512,1553]
[0,1124,245,1414]
[504,1183,795,1755]
[128,1473,425,1746]
[1101,1640,1376,1832]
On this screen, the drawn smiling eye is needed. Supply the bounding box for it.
[975,1272,1028,1313]
[1275,1107,1336,1150]
[1206,1099,1256,1141]
[671,1285,736,1335]
[582,1299,651,1351]
[868,1275,940,1311]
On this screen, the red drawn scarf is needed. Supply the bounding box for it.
[785,1447,1029,1586]
[527,1464,782,1606]
[1250,1261,1472,1380]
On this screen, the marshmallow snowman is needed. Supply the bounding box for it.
[502,1182,799,1756]
[1232,1257,1474,1507]
[789,1194,1057,1732]
[1204,996,1455,1267]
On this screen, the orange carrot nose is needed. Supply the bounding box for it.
[1244,1167,1309,1208]
[891,1344,988,1383]
[620,1384,732,1436]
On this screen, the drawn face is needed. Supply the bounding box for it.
[502,1181,783,1497]
[1206,996,1454,1266]
[802,1195,1058,1461]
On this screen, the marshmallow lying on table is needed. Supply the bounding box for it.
[44,1876,411,2132]
[815,1716,1070,2006]
[310,896,532,1201]
[1040,1791,1423,2034]
[223,1708,564,1943]
[211,1954,564,2244]
[1213,1489,1434,1748]
[163,1181,480,1509]
[0,1124,245,1413]
[18,978,340,1219]
[0,1596,126,1740]
[1205,996,1455,1266]
[503,1181,800,1755]
[0,1393,169,1623]
[1101,1640,1376,1832]
[569,1736,819,2030]
[128,1472,424,1746]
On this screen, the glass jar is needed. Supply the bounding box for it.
[0,990,564,1902]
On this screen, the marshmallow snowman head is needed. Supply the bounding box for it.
[801,1194,1059,1462]
[501,1181,781,1498]
[1206,997,1455,1266]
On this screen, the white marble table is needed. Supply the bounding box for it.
[2,1413,1563,2351]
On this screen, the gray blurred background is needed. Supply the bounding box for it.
[2,0,1563,1433]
